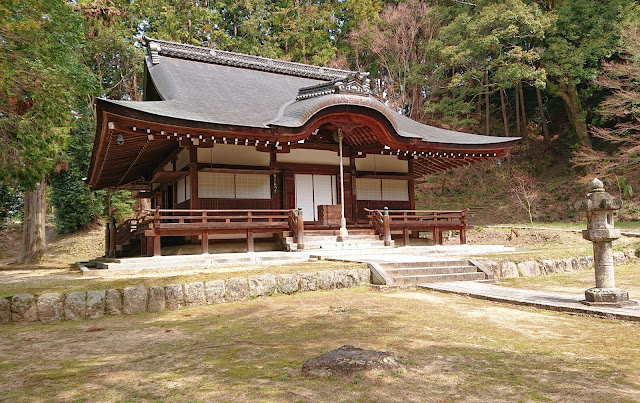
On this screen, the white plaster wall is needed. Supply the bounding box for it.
[197,144,270,167]
[276,148,350,166]
[355,154,408,173]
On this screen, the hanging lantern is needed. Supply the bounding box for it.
[116,134,124,145]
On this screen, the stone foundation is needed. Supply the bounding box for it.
[0,268,371,325]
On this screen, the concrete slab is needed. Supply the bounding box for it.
[419,281,640,322]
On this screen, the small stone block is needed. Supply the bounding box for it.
[123,286,148,315]
[541,259,558,275]
[317,271,336,290]
[499,262,519,278]
[147,286,166,312]
[165,284,185,309]
[225,277,249,302]
[37,293,64,323]
[276,274,298,294]
[357,268,371,284]
[184,282,206,307]
[64,291,87,321]
[297,272,318,292]
[11,293,37,323]
[249,274,276,297]
[0,297,10,324]
[204,280,225,304]
[517,261,541,277]
[87,290,106,319]
[106,289,122,315]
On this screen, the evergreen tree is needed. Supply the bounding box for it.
[0,0,96,262]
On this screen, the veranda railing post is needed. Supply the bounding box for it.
[383,207,391,247]
[297,207,305,250]
[104,221,110,257]
[109,217,116,257]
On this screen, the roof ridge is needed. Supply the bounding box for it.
[143,37,354,81]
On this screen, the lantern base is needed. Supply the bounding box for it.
[581,287,637,307]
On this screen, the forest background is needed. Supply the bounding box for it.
[1,0,639,263]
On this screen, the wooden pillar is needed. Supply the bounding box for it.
[189,147,199,243]
[403,228,410,247]
[408,157,417,238]
[104,222,110,257]
[383,208,391,247]
[201,231,209,254]
[146,236,154,257]
[460,229,467,245]
[349,154,357,223]
[408,157,416,210]
[247,231,254,252]
[140,235,147,256]
[189,147,199,209]
[153,233,161,256]
[296,207,304,250]
[109,219,116,257]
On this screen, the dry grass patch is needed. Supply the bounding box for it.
[1,288,639,402]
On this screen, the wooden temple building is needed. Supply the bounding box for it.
[87,37,518,256]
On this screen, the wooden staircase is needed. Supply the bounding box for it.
[279,228,395,251]
[375,259,492,285]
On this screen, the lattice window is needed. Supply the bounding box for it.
[356,178,408,201]
[198,172,234,198]
[382,179,409,201]
[356,178,382,201]
[235,174,270,199]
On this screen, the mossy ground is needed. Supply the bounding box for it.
[1,288,639,402]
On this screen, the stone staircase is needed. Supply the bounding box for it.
[279,228,394,251]
[375,259,491,285]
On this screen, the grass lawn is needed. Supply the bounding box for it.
[498,263,640,298]
[1,288,639,402]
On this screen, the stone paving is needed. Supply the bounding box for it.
[419,281,640,322]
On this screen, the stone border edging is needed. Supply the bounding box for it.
[478,250,635,279]
[0,268,370,325]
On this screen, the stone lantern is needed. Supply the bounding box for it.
[575,178,636,307]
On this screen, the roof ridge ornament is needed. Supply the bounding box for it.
[142,37,353,81]
[296,72,371,100]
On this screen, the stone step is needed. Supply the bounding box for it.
[392,272,487,285]
[287,240,394,251]
[386,265,478,277]
[284,235,383,244]
[284,230,377,236]
[379,260,470,269]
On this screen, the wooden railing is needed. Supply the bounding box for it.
[287,208,305,249]
[365,208,472,246]
[115,218,139,245]
[138,208,301,256]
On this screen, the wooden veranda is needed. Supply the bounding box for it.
[105,207,473,257]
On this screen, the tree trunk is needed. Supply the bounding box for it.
[558,83,592,148]
[536,87,550,143]
[131,62,138,102]
[20,178,47,264]
[518,82,529,153]
[499,88,510,137]
[515,84,521,137]
[485,69,490,136]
